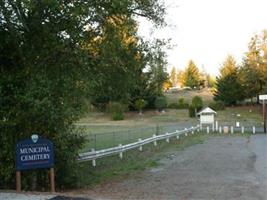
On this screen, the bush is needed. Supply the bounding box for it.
[167,98,189,109]
[191,96,203,112]
[155,96,167,111]
[168,102,179,109]
[209,101,225,111]
[188,105,196,117]
[111,112,124,120]
[177,98,189,109]
[106,102,126,120]
[134,99,147,114]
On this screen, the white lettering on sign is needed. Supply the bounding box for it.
[19,146,50,154]
[20,154,50,161]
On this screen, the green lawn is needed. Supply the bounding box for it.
[215,106,262,127]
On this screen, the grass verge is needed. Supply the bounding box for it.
[75,133,209,188]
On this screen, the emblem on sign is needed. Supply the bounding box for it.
[31,134,39,143]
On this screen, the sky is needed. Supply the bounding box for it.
[137,0,267,76]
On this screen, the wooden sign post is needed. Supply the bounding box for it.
[259,95,267,133]
[16,134,55,192]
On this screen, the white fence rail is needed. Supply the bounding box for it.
[78,125,200,166]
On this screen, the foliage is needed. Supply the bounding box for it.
[214,73,244,105]
[106,102,126,120]
[111,112,124,121]
[168,103,180,109]
[178,98,189,109]
[191,96,203,112]
[219,55,237,78]
[170,67,177,87]
[214,55,245,105]
[134,99,147,114]
[146,40,169,96]
[188,105,196,118]
[168,98,189,109]
[0,0,166,190]
[239,32,267,102]
[208,101,225,111]
[205,74,216,88]
[181,60,201,89]
[155,96,167,111]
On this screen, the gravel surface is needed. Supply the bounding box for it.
[76,135,267,200]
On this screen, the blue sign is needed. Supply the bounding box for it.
[16,135,54,171]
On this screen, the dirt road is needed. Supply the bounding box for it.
[76,135,267,200]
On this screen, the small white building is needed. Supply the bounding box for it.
[197,107,217,130]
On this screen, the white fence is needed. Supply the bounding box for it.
[78,126,200,166]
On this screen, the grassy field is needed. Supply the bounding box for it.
[77,105,262,152]
[76,88,262,152]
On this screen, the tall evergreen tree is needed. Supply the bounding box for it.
[181,60,201,89]
[214,56,244,105]
[219,55,237,78]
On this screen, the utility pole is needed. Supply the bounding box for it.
[263,100,266,133]
[259,95,267,133]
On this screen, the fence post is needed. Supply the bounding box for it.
[253,126,256,134]
[153,134,157,146]
[91,149,96,167]
[241,126,244,134]
[184,128,188,136]
[197,125,200,132]
[231,126,234,134]
[138,138,142,151]
[219,126,222,134]
[215,121,218,132]
[119,144,123,159]
[191,126,194,135]
[207,126,209,134]
[165,132,170,143]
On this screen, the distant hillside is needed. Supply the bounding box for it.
[165,88,214,105]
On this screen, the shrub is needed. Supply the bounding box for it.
[106,102,126,120]
[134,99,147,114]
[155,96,167,111]
[111,112,124,120]
[168,102,179,109]
[188,105,196,117]
[177,98,189,109]
[209,101,225,111]
[191,96,203,112]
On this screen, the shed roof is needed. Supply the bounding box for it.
[197,107,217,115]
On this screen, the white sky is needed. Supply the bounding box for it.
[137,0,267,76]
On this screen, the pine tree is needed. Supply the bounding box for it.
[182,60,201,89]
[214,73,244,105]
[214,56,244,105]
[219,55,237,78]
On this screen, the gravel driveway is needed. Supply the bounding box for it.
[77,134,267,200]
